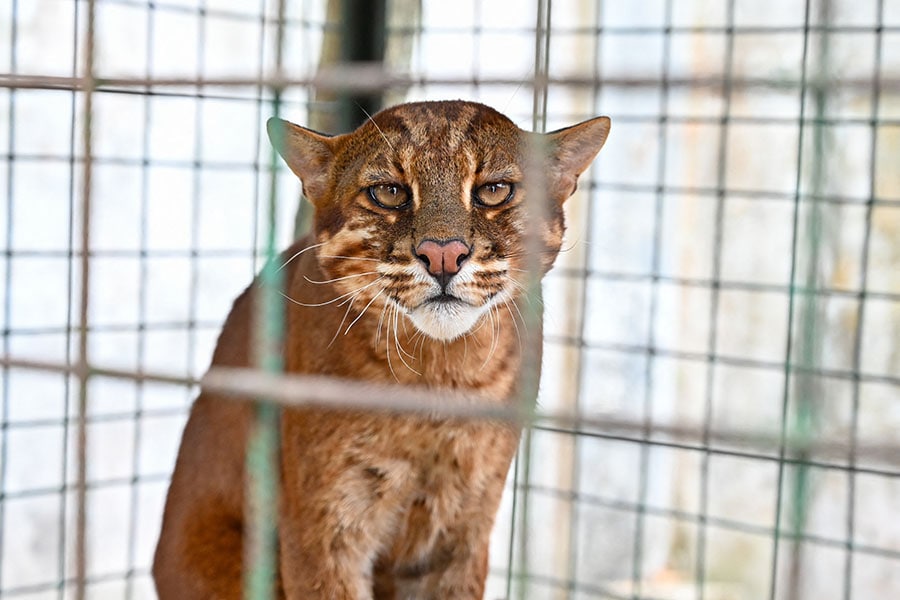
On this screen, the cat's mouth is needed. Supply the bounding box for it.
[424,292,472,306]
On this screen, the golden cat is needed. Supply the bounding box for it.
[153,100,610,599]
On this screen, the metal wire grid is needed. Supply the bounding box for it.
[537,6,900,599]
[0,0,899,599]
[0,1,308,597]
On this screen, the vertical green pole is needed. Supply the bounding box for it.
[773,0,831,599]
[786,1,832,597]
[244,121,284,600]
[244,2,287,599]
[771,0,813,596]
[244,118,284,600]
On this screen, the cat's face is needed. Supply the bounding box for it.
[269,101,609,341]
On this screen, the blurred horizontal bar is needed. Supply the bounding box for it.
[388,24,900,35]
[535,425,900,479]
[1,249,253,259]
[545,335,900,387]
[548,268,900,303]
[525,482,900,561]
[590,181,900,208]
[64,0,900,36]
[2,320,220,337]
[0,472,171,503]
[4,70,900,94]
[0,356,200,386]
[0,568,152,598]
[0,406,187,431]
[1,355,898,467]
[3,154,277,172]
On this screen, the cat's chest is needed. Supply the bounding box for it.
[354,416,516,519]
[373,419,518,573]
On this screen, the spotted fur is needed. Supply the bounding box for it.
[153,101,609,599]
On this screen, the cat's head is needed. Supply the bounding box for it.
[268,101,609,341]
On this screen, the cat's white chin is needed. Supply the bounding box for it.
[408,300,484,341]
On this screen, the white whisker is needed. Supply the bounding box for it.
[508,239,579,259]
[304,271,380,285]
[384,304,399,382]
[508,279,544,309]
[412,330,428,361]
[318,254,382,262]
[276,241,326,272]
[503,300,523,353]
[480,306,499,371]
[345,287,385,335]
[470,310,491,336]
[508,296,530,334]
[279,277,383,308]
[400,310,411,337]
[328,293,359,348]
[357,102,395,153]
[394,310,416,362]
[502,69,531,115]
[375,298,390,347]
[393,308,421,375]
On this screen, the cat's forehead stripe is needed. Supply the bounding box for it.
[389,104,482,152]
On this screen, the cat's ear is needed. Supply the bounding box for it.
[267,117,336,202]
[545,116,611,201]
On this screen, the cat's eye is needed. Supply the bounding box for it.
[368,184,410,209]
[473,182,515,207]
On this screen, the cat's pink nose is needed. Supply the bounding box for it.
[415,239,470,279]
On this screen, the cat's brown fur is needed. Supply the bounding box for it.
[153,100,609,599]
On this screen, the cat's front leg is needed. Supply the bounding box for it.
[278,522,375,600]
[427,539,490,600]
[278,480,406,600]
[278,421,417,599]
[426,448,515,600]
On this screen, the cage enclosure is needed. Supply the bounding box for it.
[0,0,899,599]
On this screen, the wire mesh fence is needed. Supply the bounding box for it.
[1,0,899,598]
